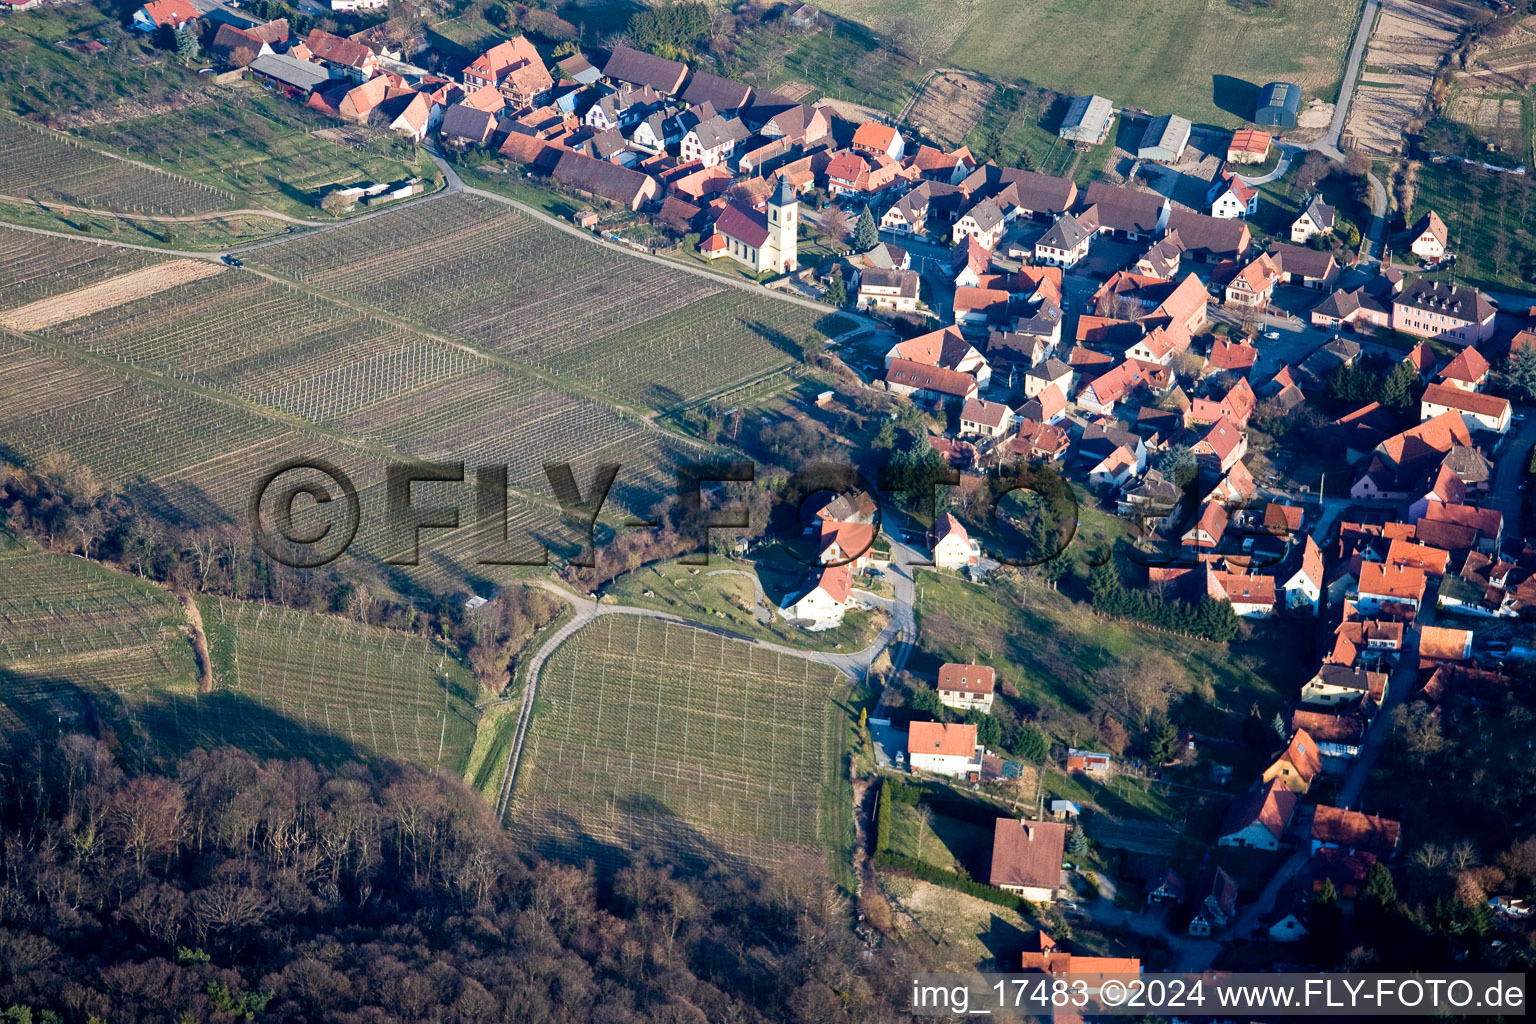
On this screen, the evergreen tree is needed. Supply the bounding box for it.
[826,273,847,307]
[1309,878,1347,965]
[1088,556,1123,610]
[1008,722,1049,763]
[1379,360,1418,413]
[1067,827,1090,856]
[1357,862,1399,945]
[1145,716,1180,765]
[909,685,943,716]
[175,24,201,60]
[966,709,1002,746]
[854,205,879,250]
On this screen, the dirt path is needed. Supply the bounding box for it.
[0,194,315,226]
[175,589,214,694]
[0,259,223,328]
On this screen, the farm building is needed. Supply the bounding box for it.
[1137,113,1191,162]
[248,53,332,98]
[1059,95,1114,144]
[549,151,659,210]
[1227,129,1272,164]
[1254,82,1301,129]
[603,44,688,95]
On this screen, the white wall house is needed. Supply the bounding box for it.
[908,721,982,778]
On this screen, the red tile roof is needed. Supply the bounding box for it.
[990,818,1068,890]
[938,663,997,695]
[1311,805,1401,858]
[909,721,979,759]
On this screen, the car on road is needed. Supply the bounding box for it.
[1263,329,1280,340]
[222,255,243,267]
[1515,413,1527,422]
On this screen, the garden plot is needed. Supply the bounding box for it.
[1348,0,1470,156]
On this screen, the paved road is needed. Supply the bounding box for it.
[1484,406,1536,528]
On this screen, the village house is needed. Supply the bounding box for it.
[550,151,658,210]
[1019,930,1142,982]
[1218,779,1298,850]
[1293,709,1364,767]
[936,662,996,713]
[1311,806,1401,860]
[1419,383,1510,434]
[909,721,982,779]
[1302,663,1388,707]
[1438,346,1491,391]
[1284,536,1326,612]
[1262,729,1322,793]
[1187,866,1238,936]
[1067,748,1113,774]
[679,114,749,167]
[931,513,981,570]
[959,398,1014,439]
[990,819,1068,900]
[851,120,905,161]
[952,198,1006,249]
[1164,210,1251,265]
[1084,182,1169,240]
[781,564,851,629]
[1392,280,1496,345]
[856,268,920,312]
[1407,210,1448,260]
[305,29,378,82]
[1025,357,1073,399]
[1356,561,1426,615]
[1311,285,1391,332]
[1034,207,1098,268]
[1291,194,1336,244]
[132,0,197,32]
[1207,170,1258,219]
[680,70,752,113]
[603,44,688,94]
[885,326,990,386]
[1224,253,1281,312]
[462,38,551,108]
[1267,242,1339,290]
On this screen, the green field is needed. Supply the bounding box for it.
[814,0,1362,126]
[911,568,1300,742]
[80,89,433,218]
[0,113,234,215]
[1407,162,1536,293]
[509,615,851,869]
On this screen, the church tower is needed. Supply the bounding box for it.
[767,173,799,273]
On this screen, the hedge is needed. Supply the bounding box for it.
[874,851,1030,912]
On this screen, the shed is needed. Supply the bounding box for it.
[1255,82,1301,129]
[1059,95,1114,144]
[1137,113,1191,163]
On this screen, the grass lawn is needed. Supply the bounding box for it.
[0,197,288,248]
[454,161,587,220]
[604,554,888,654]
[733,15,918,116]
[911,568,1303,745]
[1406,161,1536,296]
[885,798,996,876]
[80,87,435,218]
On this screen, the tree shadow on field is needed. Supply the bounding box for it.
[745,319,809,360]
[979,913,1035,968]
[1213,76,1261,122]
[0,667,371,770]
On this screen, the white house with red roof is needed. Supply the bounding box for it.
[908,721,982,778]
[781,564,852,629]
[851,121,905,161]
[1207,170,1258,219]
[461,38,552,109]
[1437,346,1491,391]
[936,663,996,713]
[931,513,981,570]
[1285,536,1325,612]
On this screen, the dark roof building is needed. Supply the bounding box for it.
[681,70,752,112]
[603,44,687,94]
[1255,82,1301,129]
[550,150,658,209]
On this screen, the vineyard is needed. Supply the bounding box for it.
[0,547,197,745]
[245,195,836,409]
[28,268,698,515]
[0,114,236,215]
[509,615,847,867]
[0,227,163,309]
[80,92,425,214]
[153,597,483,772]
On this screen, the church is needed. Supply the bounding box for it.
[701,174,799,275]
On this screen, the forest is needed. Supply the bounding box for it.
[0,736,919,1023]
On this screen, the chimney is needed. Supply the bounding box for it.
[1024,823,1035,841]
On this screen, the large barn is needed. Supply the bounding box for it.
[1254,82,1301,129]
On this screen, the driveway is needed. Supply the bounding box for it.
[1076,888,1223,971]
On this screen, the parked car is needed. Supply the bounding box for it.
[222,255,243,267]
